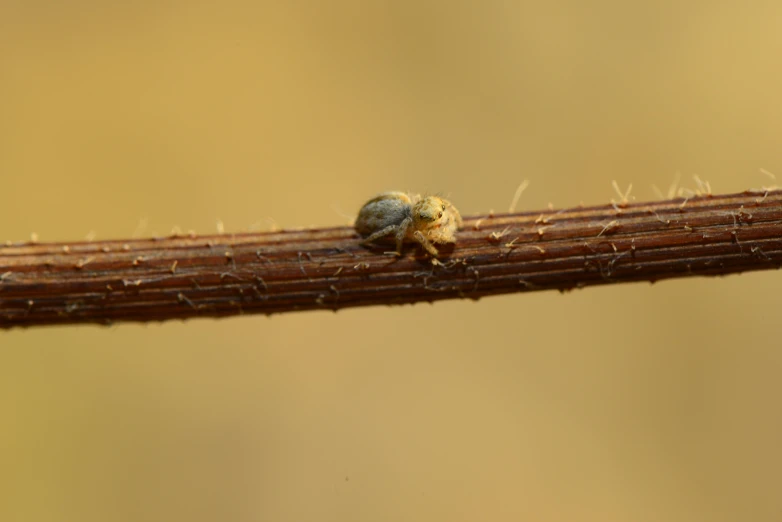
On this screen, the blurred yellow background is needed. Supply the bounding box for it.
[2,1,782,521]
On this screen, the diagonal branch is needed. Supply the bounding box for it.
[1,189,781,328]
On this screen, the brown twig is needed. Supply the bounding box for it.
[1,189,781,328]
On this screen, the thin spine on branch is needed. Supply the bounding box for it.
[1,189,781,328]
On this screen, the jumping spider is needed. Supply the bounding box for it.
[355,191,463,257]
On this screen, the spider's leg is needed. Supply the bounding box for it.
[360,224,399,246]
[413,230,439,257]
[394,217,413,255]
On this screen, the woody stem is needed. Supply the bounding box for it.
[1,189,781,328]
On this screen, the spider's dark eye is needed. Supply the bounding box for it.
[437,212,443,219]
[441,205,446,211]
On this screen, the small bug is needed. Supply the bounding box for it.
[355,191,463,257]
